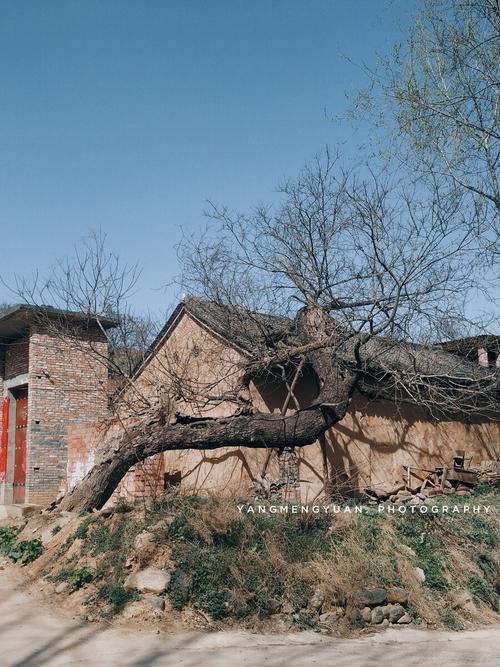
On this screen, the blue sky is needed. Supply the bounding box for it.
[0,0,416,316]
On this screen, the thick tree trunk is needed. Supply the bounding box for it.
[58,353,356,512]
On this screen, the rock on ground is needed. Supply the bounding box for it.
[124,568,171,594]
[355,588,387,607]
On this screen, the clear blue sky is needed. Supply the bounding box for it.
[0,0,416,316]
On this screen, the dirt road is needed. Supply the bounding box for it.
[1,569,500,667]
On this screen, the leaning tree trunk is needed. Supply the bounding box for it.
[58,352,357,512]
[55,318,498,513]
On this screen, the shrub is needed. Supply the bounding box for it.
[55,565,94,590]
[467,517,498,547]
[167,569,191,610]
[75,516,93,540]
[8,539,43,564]
[293,610,321,631]
[115,502,133,513]
[441,609,463,630]
[468,574,496,603]
[0,527,17,555]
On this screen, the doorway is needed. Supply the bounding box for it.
[13,387,28,504]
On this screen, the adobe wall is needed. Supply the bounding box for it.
[153,334,500,500]
[299,394,500,501]
[158,394,500,501]
[27,327,109,505]
[109,311,246,503]
[65,312,500,505]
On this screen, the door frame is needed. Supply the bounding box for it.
[1,374,29,505]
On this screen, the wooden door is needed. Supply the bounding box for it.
[13,388,28,504]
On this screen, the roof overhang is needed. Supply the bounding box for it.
[0,304,117,341]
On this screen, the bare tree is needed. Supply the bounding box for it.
[53,154,498,512]
[348,0,500,254]
[3,230,158,404]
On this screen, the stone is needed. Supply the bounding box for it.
[309,588,325,611]
[381,618,390,628]
[371,607,385,624]
[397,613,412,624]
[388,604,406,623]
[100,507,114,518]
[124,568,171,594]
[145,596,165,612]
[415,567,426,583]
[361,606,372,623]
[355,588,387,607]
[134,531,155,551]
[386,587,409,604]
[122,601,163,621]
[395,490,413,501]
[319,608,344,624]
[349,609,363,623]
[425,489,442,498]
[55,582,69,594]
[380,604,392,619]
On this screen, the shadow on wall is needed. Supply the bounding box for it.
[327,394,500,494]
[129,371,500,502]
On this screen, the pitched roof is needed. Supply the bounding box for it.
[132,296,499,418]
[181,296,291,354]
[435,335,500,356]
[132,295,291,380]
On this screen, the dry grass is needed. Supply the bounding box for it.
[5,488,499,633]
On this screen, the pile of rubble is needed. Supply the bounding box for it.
[349,586,412,627]
[364,480,474,505]
[479,460,500,487]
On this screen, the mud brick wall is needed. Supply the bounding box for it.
[26,327,109,505]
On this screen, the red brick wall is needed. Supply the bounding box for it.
[66,418,165,508]
[26,327,109,505]
[116,455,165,505]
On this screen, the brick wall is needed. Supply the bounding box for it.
[27,327,109,505]
[116,455,165,504]
[4,336,29,379]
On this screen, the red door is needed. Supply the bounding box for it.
[13,388,28,504]
[0,397,9,482]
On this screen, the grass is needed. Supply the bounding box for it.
[54,565,94,590]
[98,584,139,616]
[41,489,500,629]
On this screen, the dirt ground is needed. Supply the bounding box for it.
[1,567,499,667]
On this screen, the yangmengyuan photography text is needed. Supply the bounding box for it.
[236,503,493,515]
